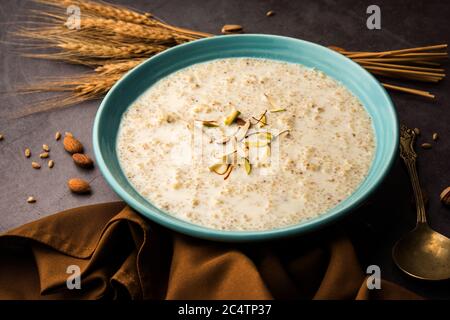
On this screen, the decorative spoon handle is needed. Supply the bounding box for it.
[399,125,427,224]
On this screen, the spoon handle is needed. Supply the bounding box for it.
[399,125,427,224]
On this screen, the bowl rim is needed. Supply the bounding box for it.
[93,34,399,242]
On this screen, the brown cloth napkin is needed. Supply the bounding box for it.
[0,202,420,300]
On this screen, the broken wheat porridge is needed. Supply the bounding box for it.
[117,58,375,231]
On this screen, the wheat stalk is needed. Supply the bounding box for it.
[59,42,166,58]
[94,59,145,74]
[82,18,177,42]
[38,0,158,26]
[75,75,122,96]
[10,0,213,114]
[15,75,121,115]
[20,60,143,95]
[16,58,145,116]
[36,0,211,39]
[21,39,167,63]
[16,18,179,43]
[10,0,447,116]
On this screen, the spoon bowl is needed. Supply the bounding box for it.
[393,223,450,281]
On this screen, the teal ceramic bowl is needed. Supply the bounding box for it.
[93,34,398,242]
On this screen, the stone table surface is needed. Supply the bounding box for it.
[0,0,449,299]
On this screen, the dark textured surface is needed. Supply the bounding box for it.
[0,0,449,298]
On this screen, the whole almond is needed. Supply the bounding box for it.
[421,143,432,149]
[63,136,84,154]
[55,131,61,141]
[266,10,275,17]
[27,196,36,203]
[68,178,91,194]
[440,187,450,206]
[39,152,49,159]
[31,162,41,169]
[221,24,243,34]
[432,132,439,141]
[24,148,31,158]
[72,153,94,168]
[48,160,54,168]
[43,144,50,152]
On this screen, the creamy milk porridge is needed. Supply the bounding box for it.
[117,58,375,231]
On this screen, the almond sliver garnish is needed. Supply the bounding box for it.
[198,120,219,127]
[209,163,231,175]
[223,165,234,180]
[269,108,286,113]
[265,93,287,113]
[244,158,251,175]
[235,120,251,141]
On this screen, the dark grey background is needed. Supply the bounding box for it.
[0,0,449,298]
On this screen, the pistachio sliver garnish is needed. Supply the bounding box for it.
[259,114,267,128]
[244,158,251,175]
[269,108,286,113]
[209,163,231,175]
[251,116,268,127]
[251,110,268,127]
[224,109,241,125]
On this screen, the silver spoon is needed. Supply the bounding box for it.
[392,125,450,280]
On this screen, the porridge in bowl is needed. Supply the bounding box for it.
[117,58,375,231]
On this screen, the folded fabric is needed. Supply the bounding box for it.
[0,202,420,300]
